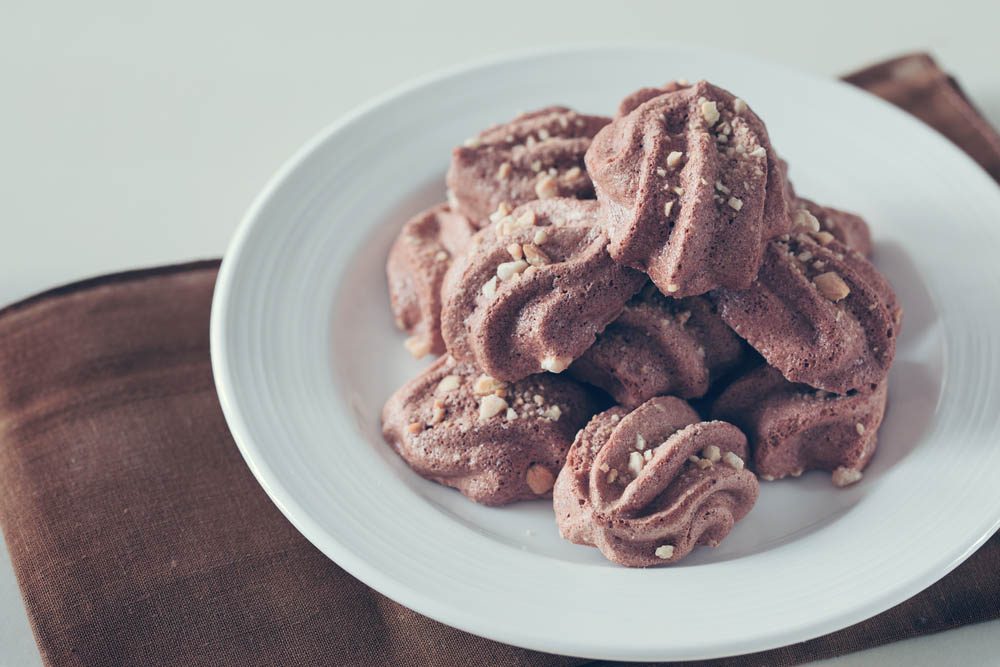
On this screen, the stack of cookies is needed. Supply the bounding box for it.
[381,81,900,567]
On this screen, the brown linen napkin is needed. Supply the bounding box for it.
[0,53,997,667]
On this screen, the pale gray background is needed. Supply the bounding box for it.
[1,1,998,665]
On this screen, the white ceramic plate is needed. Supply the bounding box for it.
[211,45,1000,661]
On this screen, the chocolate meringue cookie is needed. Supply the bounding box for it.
[386,204,477,358]
[714,232,899,394]
[446,107,610,224]
[569,283,745,407]
[794,198,873,257]
[553,396,759,567]
[712,364,887,486]
[440,198,646,382]
[381,356,602,506]
[585,80,790,297]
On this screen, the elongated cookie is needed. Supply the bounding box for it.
[585,80,790,297]
[712,364,887,486]
[554,396,758,567]
[714,232,899,394]
[441,198,646,382]
[569,283,745,407]
[386,203,477,358]
[382,356,602,506]
[447,107,610,224]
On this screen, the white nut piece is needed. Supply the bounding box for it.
[526,464,555,495]
[832,466,863,487]
[478,394,508,421]
[722,451,745,470]
[627,451,645,477]
[814,271,851,302]
[535,175,559,199]
[666,151,684,168]
[403,336,431,359]
[540,355,572,373]
[703,445,721,463]
[496,259,529,281]
[654,544,675,560]
[700,99,720,125]
[436,375,460,393]
[793,208,821,232]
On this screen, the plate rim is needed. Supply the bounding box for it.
[211,43,1000,661]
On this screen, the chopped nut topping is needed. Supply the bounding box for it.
[540,355,572,373]
[703,445,721,463]
[666,151,684,168]
[507,243,524,260]
[516,209,537,227]
[643,449,653,462]
[636,434,646,450]
[434,250,449,261]
[496,161,512,181]
[531,160,542,172]
[533,229,548,245]
[723,451,745,470]
[478,394,508,421]
[436,375,461,393]
[672,186,685,196]
[473,375,504,395]
[406,421,424,435]
[813,231,835,245]
[533,394,544,406]
[522,243,550,266]
[728,197,743,211]
[497,259,529,281]
[526,465,555,494]
[761,474,776,481]
[564,166,582,179]
[676,310,691,326]
[628,451,645,477]
[403,336,431,359]
[663,201,674,217]
[832,466,863,487]
[599,462,610,473]
[654,544,675,560]
[558,116,569,129]
[814,272,851,302]
[543,405,562,421]
[856,422,866,435]
[666,283,680,293]
[537,128,550,141]
[796,251,814,263]
[535,175,559,199]
[490,202,513,223]
[700,99,720,125]
[463,137,481,148]
[504,134,514,143]
[481,276,498,299]
[733,98,748,114]
[793,208,821,232]
[750,146,767,158]
[656,167,667,177]
[505,407,517,421]
[715,180,730,195]
[696,458,713,470]
[607,469,618,484]
[431,402,446,425]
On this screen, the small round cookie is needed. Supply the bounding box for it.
[553,396,759,567]
[446,106,611,224]
[382,356,602,506]
[585,80,790,297]
[793,198,873,257]
[441,198,647,382]
[712,364,887,486]
[714,232,899,394]
[386,203,477,358]
[569,283,745,407]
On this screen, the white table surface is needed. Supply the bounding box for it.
[1,1,998,664]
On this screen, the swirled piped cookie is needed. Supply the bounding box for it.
[382,356,603,506]
[386,203,477,358]
[713,232,900,394]
[440,198,646,382]
[585,81,790,297]
[554,396,758,567]
[569,283,745,407]
[446,107,610,224]
[712,364,887,487]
